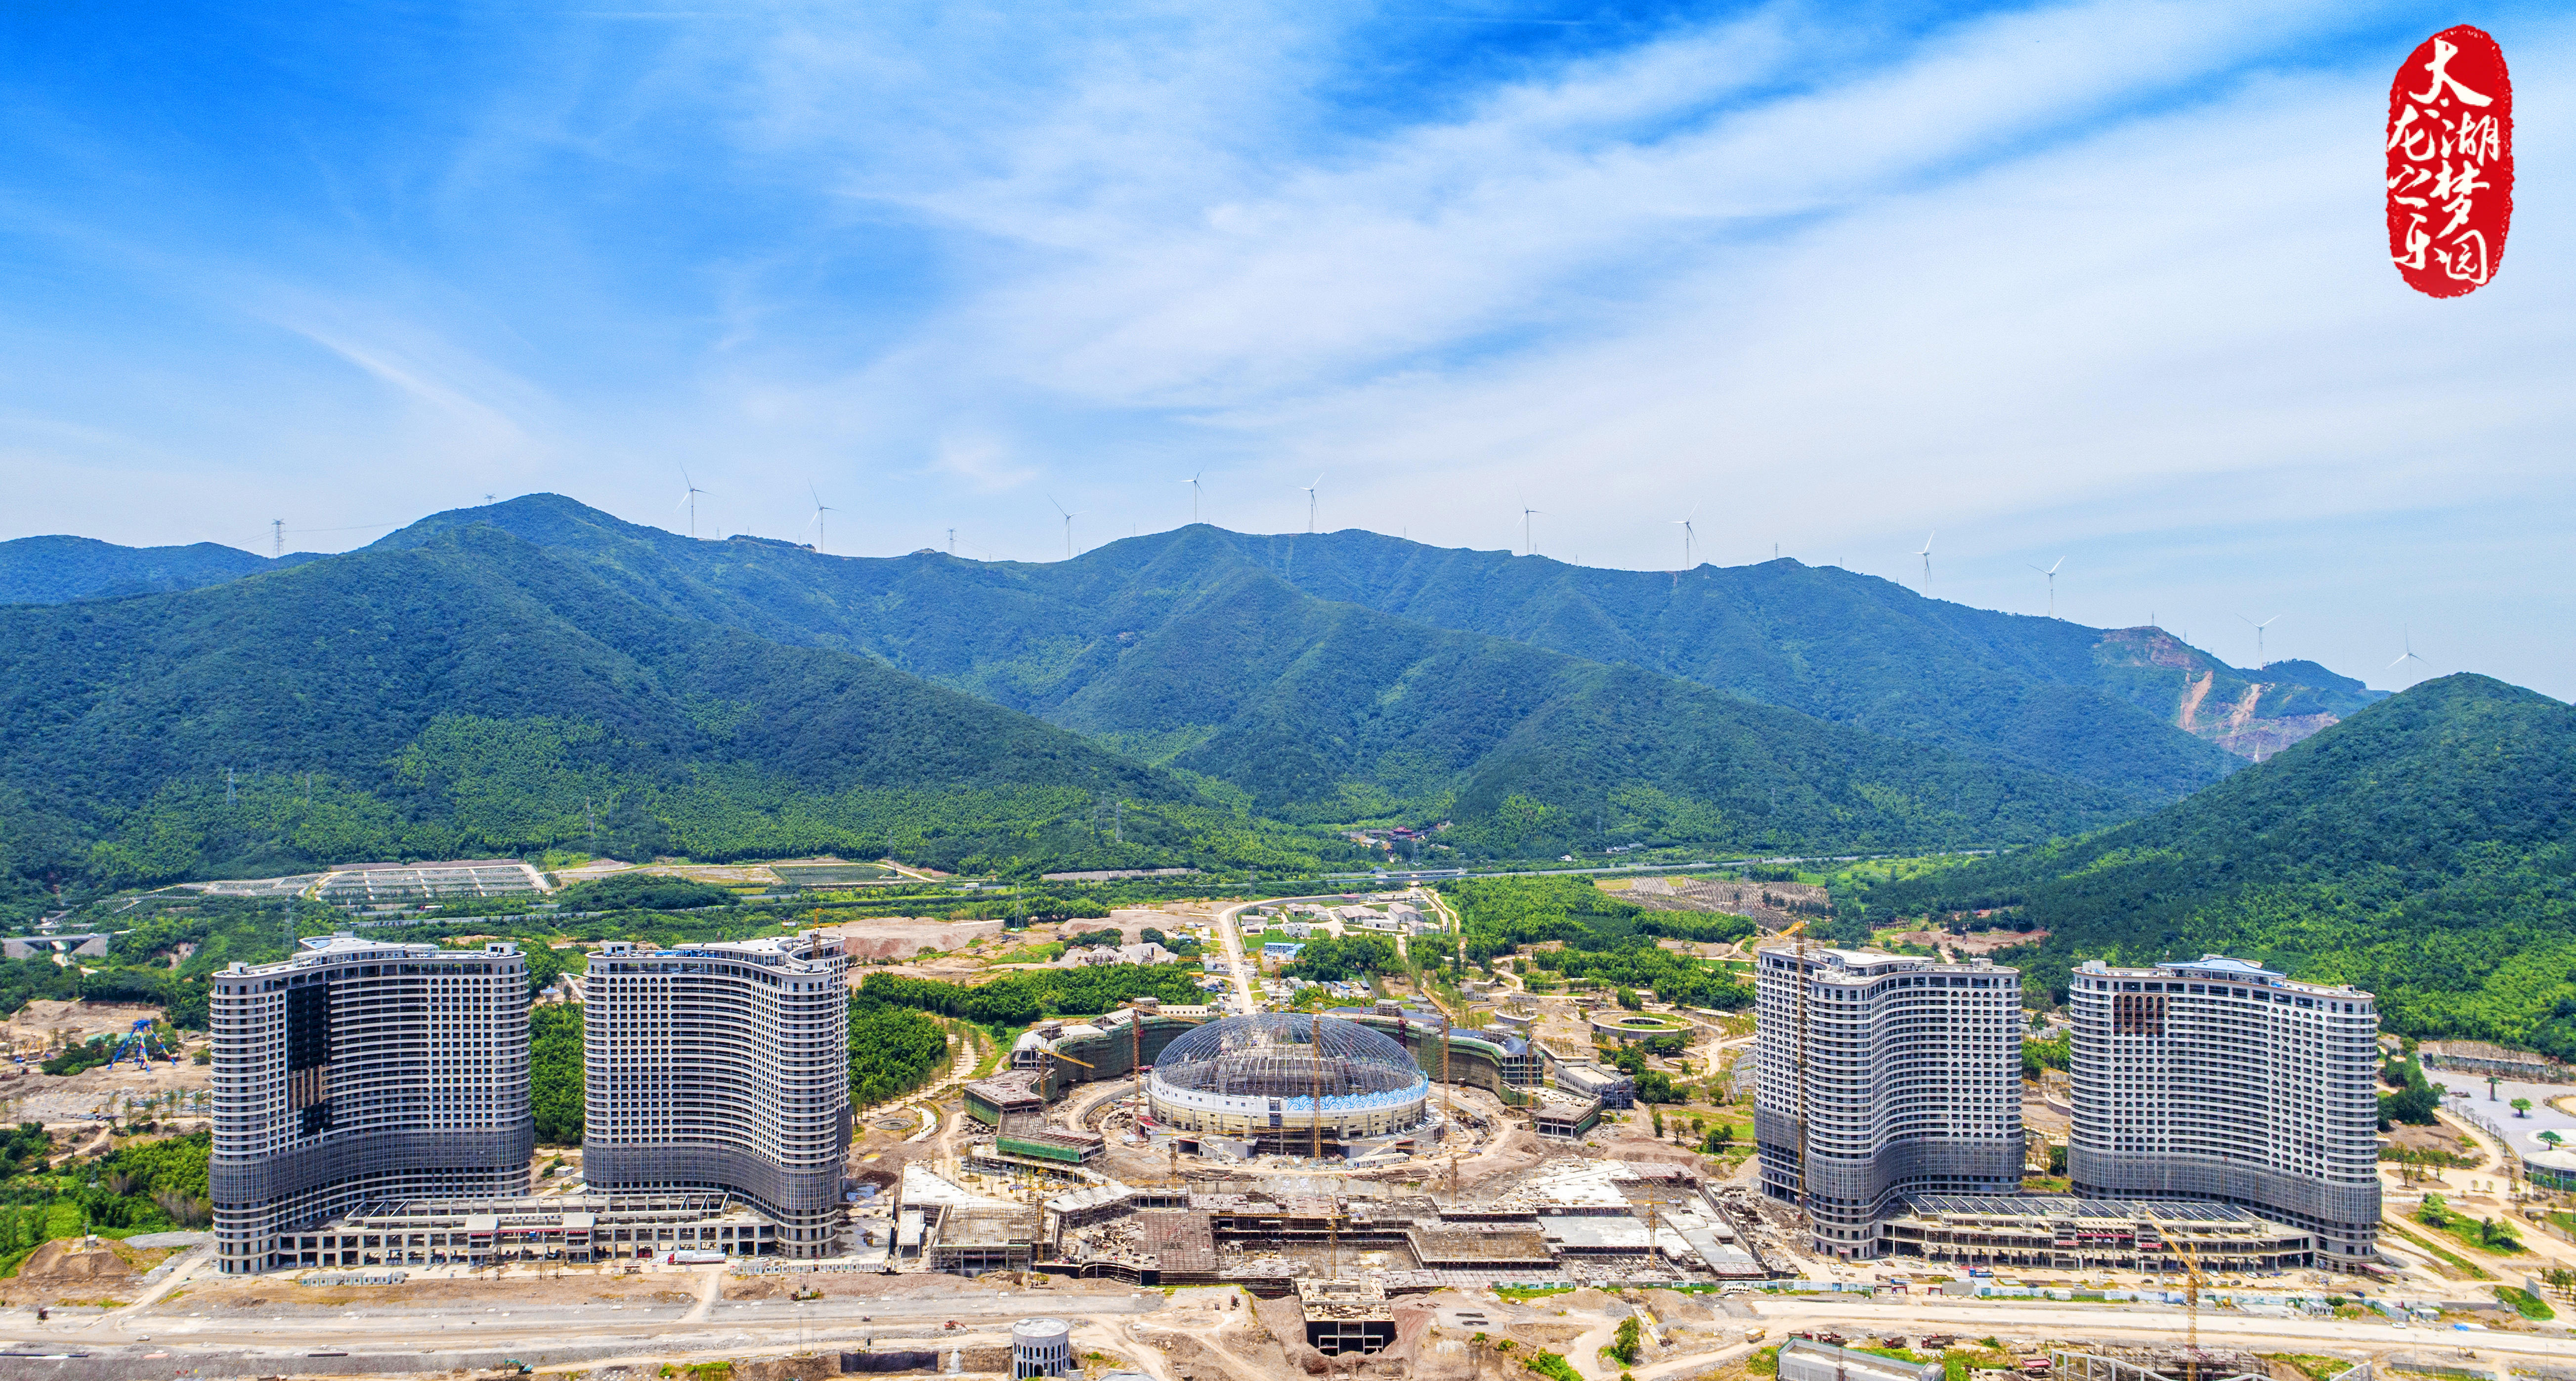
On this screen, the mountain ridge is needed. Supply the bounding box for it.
[1846,673,2576,1050]
[366,497,2256,804]
[359,498,2164,850]
[0,525,1272,906]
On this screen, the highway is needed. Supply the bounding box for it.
[13,1272,2569,1375]
[5,1275,1168,1361]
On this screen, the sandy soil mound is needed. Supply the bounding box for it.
[16,1238,137,1283]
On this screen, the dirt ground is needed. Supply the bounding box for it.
[3,998,168,1055]
[0,1003,210,1127]
[173,1269,707,1314]
[1608,875,1830,930]
[720,1270,1012,1302]
[0,1237,175,1306]
[1887,927,2050,955]
[2386,1122,2485,1162]
[823,916,1005,964]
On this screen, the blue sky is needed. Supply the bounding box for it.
[3,1,2570,696]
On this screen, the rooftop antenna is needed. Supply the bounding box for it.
[2388,625,2430,677]
[271,519,284,558]
[2238,613,2279,668]
[677,468,709,539]
[1183,471,1203,525]
[806,483,837,554]
[1913,532,1934,592]
[1673,508,1698,570]
[1048,495,1078,559]
[1302,475,1321,534]
[2029,557,2064,618]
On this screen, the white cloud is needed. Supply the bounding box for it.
[1,0,2568,696]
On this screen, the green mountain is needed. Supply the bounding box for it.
[1159,529,2384,779]
[379,499,2384,807]
[0,535,315,604]
[366,498,2152,855]
[1846,674,2576,1052]
[0,525,1291,911]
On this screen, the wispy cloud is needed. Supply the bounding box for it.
[0,0,2567,694]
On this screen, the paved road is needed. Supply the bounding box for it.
[1321,850,1988,886]
[21,1276,2566,1372]
[12,1280,1167,1357]
[1744,1293,2574,1364]
[1208,886,1428,1014]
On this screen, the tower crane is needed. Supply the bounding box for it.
[2141,1206,2208,1381]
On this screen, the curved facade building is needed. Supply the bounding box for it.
[2067,956,2381,1265]
[1147,1012,1429,1148]
[584,932,851,1256]
[1753,947,2022,1258]
[210,935,532,1274]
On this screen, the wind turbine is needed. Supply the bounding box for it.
[2387,625,2430,678]
[1674,508,1698,570]
[1301,475,1320,534]
[1048,495,1079,559]
[806,483,837,553]
[1913,532,1934,591]
[1520,494,1542,557]
[677,469,709,539]
[2238,613,2279,668]
[1182,471,1204,525]
[2028,557,2064,618]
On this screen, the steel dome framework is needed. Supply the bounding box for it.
[1152,1013,1423,1100]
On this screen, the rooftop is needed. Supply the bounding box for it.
[1757,946,2005,976]
[1898,1194,2270,1226]
[2078,954,2370,998]
[594,931,842,972]
[227,933,519,975]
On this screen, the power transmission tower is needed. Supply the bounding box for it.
[272,519,283,557]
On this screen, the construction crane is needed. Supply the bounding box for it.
[1310,1011,1326,1164]
[1041,1046,1092,1100]
[2141,1206,2208,1381]
[1780,915,1812,1237]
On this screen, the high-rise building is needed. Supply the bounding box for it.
[2068,955,2381,1265]
[1754,947,2022,1257]
[583,931,852,1256]
[209,935,532,1274]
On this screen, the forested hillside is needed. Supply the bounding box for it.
[358,498,2161,854]
[0,525,1315,910]
[1160,528,2383,781]
[0,534,312,604]
[1843,676,2576,1053]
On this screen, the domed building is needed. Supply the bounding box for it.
[1147,1012,1431,1150]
